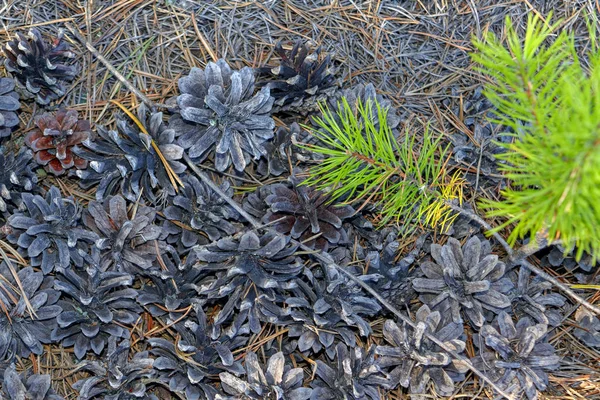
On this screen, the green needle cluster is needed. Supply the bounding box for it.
[300,97,463,235]
[472,14,600,261]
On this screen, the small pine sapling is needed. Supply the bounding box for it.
[471,14,600,261]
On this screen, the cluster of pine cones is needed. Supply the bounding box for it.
[0,28,572,400]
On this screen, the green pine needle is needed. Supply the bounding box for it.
[300,97,464,235]
[472,13,600,261]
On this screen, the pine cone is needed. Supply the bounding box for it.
[149,306,243,399]
[136,247,205,318]
[176,59,275,172]
[256,122,318,177]
[3,28,77,105]
[5,186,98,273]
[73,338,157,400]
[0,147,37,215]
[194,230,301,335]
[0,78,20,139]
[263,176,354,251]
[0,265,62,360]
[574,308,600,347]
[257,40,337,114]
[161,174,239,249]
[375,305,467,397]
[508,267,566,326]
[412,236,513,328]
[52,263,142,359]
[311,343,382,400]
[366,234,418,309]
[25,108,90,175]
[220,351,312,399]
[74,104,185,203]
[1,364,64,400]
[82,195,162,274]
[473,312,560,400]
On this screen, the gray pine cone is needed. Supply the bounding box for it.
[0,147,37,215]
[82,195,162,273]
[574,308,600,347]
[0,78,20,139]
[508,267,566,326]
[473,312,560,400]
[324,83,401,138]
[5,186,98,274]
[52,262,141,359]
[310,343,383,400]
[220,351,312,400]
[375,305,467,398]
[73,338,157,400]
[150,306,242,400]
[74,104,186,204]
[161,174,239,249]
[412,236,513,327]
[0,364,64,400]
[176,59,275,172]
[193,231,301,335]
[0,265,61,360]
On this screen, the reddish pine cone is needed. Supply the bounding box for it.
[26,108,90,175]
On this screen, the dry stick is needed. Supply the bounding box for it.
[183,154,515,400]
[446,203,600,316]
[64,22,156,111]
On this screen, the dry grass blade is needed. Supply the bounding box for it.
[0,241,36,319]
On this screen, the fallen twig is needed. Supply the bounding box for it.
[65,22,157,110]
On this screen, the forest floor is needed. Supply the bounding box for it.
[1,0,600,399]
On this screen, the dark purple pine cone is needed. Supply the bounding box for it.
[263,176,354,250]
[161,174,239,249]
[3,28,77,105]
[25,108,90,176]
[257,40,338,114]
